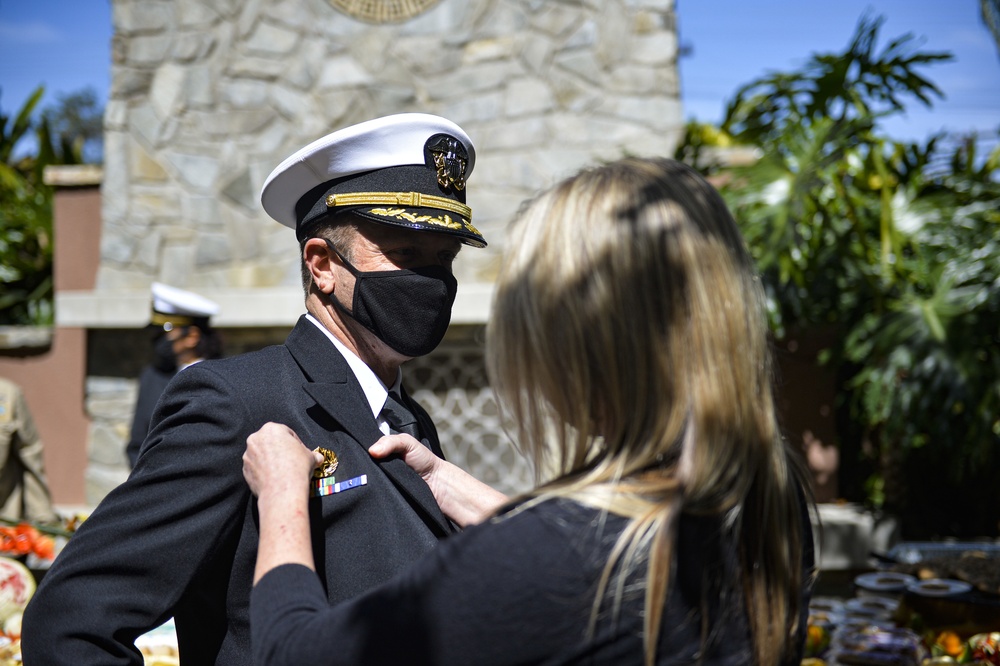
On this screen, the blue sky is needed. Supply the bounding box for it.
[1,0,998,152]
[678,0,1000,150]
[0,0,112,121]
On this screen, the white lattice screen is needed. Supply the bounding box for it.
[405,336,534,497]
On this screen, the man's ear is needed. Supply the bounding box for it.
[303,238,337,294]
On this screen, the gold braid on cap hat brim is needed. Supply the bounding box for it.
[326,192,472,221]
[151,312,197,327]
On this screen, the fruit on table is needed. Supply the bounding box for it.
[0,523,55,560]
[932,630,969,661]
[0,557,34,624]
[805,621,832,657]
[969,632,1000,665]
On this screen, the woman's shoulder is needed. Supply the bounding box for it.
[443,498,623,566]
[492,497,626,536]
[442,498,626,577]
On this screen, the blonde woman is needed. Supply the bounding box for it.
[243,157,814,665]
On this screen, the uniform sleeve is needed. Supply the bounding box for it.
[251,506,594,666]
[21,364,253,665]
[127,367,174,468]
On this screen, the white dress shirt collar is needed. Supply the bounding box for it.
[304,314,402,421]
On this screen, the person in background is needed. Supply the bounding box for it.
[0,377,58,524]
[243,157,816,666]
[22,113,486,665]
[127,282,222,468]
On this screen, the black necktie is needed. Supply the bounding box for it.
[381,391,421,440]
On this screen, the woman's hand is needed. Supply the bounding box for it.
[368,433,442,484]
[243,422,323,499]
[369,435,510,527]
[245,422,322,583]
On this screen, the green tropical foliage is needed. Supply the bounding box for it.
[41,88,105,163]
[1,86,93,326]
[677,15,1000,537]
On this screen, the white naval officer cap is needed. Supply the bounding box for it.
[259,113,485,247]
[150,282,219,329]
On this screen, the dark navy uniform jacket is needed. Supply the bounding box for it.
[126,364,174,468]
[22,316,453,665]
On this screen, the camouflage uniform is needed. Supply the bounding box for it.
[0,378,58,523]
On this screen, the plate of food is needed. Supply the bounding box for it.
[854,571,916,593]
[845,595,900,615]
[809,597,845,614]
[905,578,972,597]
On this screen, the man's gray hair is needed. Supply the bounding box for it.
[299,217,357,295]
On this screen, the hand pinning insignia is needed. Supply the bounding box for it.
[312,447,339,479]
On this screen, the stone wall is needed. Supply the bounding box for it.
[85,0,682,502]
[103,0,681,291]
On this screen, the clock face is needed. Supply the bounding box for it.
[328,0,443,23]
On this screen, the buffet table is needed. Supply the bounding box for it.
[804,542,1000,665]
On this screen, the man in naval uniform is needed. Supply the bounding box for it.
[23,113,486,665]
[127,282,222,468]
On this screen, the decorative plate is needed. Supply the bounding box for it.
[327,0,442,23]
[906,578,973,597]
[854,571,916,593]
[845,596,900,614]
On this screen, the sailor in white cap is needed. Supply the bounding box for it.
[126,282,222,468]
[23,114,485,665]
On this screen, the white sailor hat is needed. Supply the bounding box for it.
[260,113,485,247]
[150,282,219,329]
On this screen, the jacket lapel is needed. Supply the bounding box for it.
[400,388,447,461]
[286,317,454,537]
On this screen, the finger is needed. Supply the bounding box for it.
[373,433,421,451]
[256,421,280,436]
[369,434,416,458]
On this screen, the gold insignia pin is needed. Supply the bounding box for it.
[312,447,339,479]
[425,134,468,191]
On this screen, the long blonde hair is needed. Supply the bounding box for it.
[487,157,811,665]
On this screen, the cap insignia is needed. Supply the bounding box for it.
[425,134,468,192]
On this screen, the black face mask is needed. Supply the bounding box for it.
[326,240,458,357]
[152,333,178,373]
